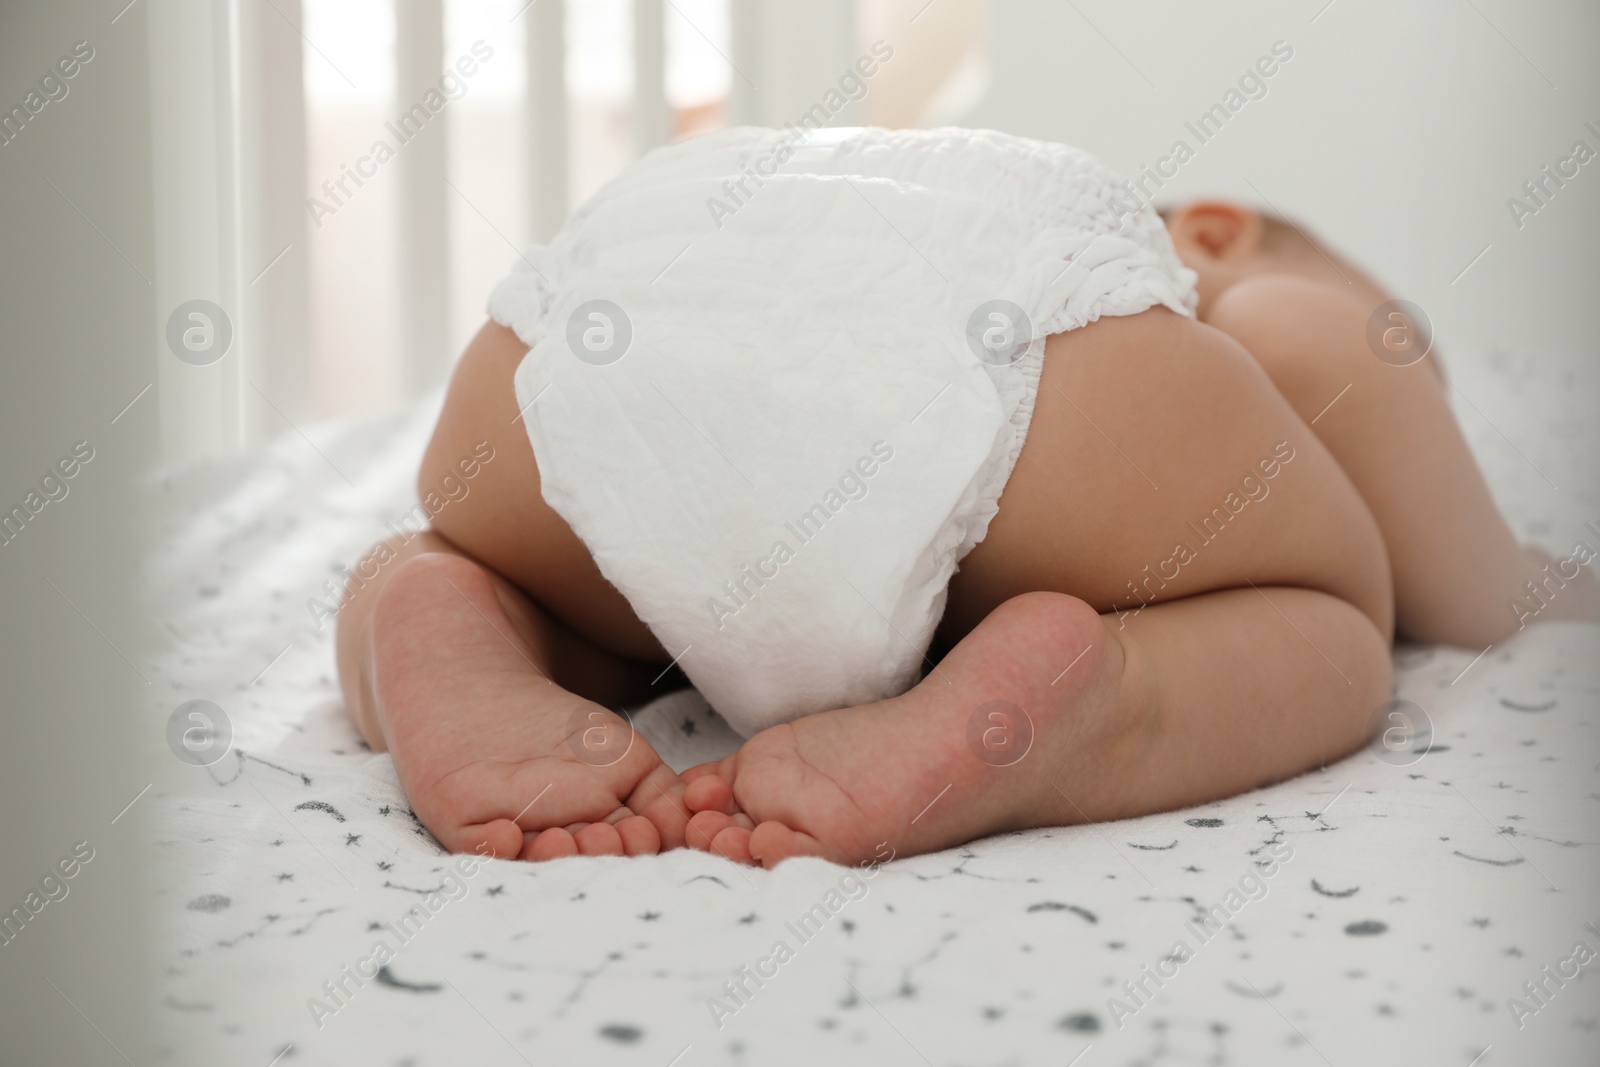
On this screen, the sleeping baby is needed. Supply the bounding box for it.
[334,127,1598,867]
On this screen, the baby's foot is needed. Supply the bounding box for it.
[682,592,1130,867]
[370,553,692,860]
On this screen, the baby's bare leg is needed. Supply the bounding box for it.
[336,321,702,860]
[1102,585,1388,808]
[337,531,663,749]
[685,309,1396,864]
[1207,274,1597,645]
[336,535,692,859]
[683,584,1388,868]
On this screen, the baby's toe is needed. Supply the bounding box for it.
[523,827,579,861]
[711,825,754,865]
[615,815,662,856]
[684,773,738,815]
[574,822,625,856]
[634,786,692,850]
[686,810,736,851]
[748,821,826,868]
[447,818,523,860]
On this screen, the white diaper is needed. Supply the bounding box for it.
[488,126,1195,737]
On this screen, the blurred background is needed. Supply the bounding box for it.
[119,0,1600,481]
[2,0,1596,1062]
[185,0,993,444]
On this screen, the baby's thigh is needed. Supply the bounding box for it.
[944,308,1394,643]
[421,320,667,662]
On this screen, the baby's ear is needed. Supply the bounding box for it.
[1165,201,1263,262]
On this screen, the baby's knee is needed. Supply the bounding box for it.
[1208,274,1380,398]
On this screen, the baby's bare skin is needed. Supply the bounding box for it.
[337,200,1597,866]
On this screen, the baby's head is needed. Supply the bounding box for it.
[1160,201,1386,319]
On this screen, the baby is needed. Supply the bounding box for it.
[335,128,1596,868]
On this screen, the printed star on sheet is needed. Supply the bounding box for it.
[640,911,661,922]
[276,873,294,882]
[345,833,361,846]
[487,886,504,896]
[680,718,697,736]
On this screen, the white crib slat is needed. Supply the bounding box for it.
[149,0,245,461]
[526,0,568,240]
[633,0,670,155]
[395,0,451,396]
[238,0,311,444]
